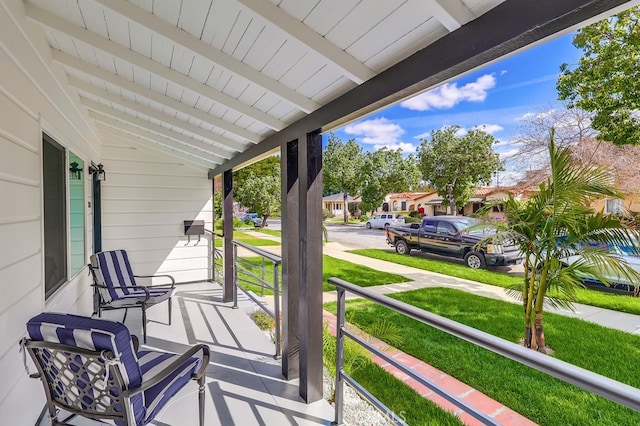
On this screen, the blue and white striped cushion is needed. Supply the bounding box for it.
[137,350,201,424]
[95,250,137,303]
[26,313,145,425]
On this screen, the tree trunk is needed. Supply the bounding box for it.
[261,214,268,228]
[343,192,348,224]
[534,312,547,353]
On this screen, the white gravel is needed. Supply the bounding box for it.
[323,369,396,426]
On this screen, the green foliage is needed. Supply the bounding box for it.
[480,133,639,351]
[213,191,222,220]
[557,7,640,145]
[235,173,280,226]
[233,155,280,190]
[417,126,502,214]
[322,134,365,223]
[322,208,332,219]
[250,310,275,331]
[360,148,421,213]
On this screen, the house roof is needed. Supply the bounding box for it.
[20,0,623,174]
[388,192,435,201]
[322,193,355,202]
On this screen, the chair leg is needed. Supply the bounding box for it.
[198,375,206,426]
[168,297,172,325]
[142,304,147,344]
[122,308,128,323]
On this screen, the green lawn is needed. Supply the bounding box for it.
[324,287,640,425]
[253,228,282,237]
[213,231,280,247]
[349,248,640,315]
[236,254,411,295]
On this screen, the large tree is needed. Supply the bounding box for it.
[323,134,365,223]
[509,104,596,169]
[557,7,640,145]
[417,126,502,215]
[233,155,280,190]
[235,173,280,227]
[360,148,420,214]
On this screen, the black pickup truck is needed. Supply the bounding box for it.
[385,215,523,269]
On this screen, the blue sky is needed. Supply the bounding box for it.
[330,32,583,184]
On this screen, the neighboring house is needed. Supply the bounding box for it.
[386,192,433,212]
[513,146,640,217]
[322,193,358,218]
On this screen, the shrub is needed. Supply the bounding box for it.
[405,216,421,223]
[322,208,331,220]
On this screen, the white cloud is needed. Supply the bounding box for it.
[400,74,496,111]
[473,124,503,135]
[344,117,415,151]
[373,142,416,152]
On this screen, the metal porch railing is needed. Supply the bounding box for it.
[232,240,282,359]
[329,277,640,425]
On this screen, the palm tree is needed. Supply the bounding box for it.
[483,134,640,353]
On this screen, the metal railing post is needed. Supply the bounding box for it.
[273,263,281,359]
[334,287,345,426]
[232,243,238,309]
[261,257,266,297]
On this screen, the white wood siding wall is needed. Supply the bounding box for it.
[0,1,212,422]
[100,137,212,284]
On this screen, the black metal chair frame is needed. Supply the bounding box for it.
[21,337,209,425]
[88,258,176,343]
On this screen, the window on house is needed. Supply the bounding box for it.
[43,134,67,298]
[69,151,85,276]
[605,198,623,215]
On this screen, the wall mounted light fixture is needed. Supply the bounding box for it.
[69,161,82,180]
[88,162,106,181]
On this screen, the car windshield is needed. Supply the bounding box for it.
[452,218,491,235]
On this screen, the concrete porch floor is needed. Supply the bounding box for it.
[37,281,334,426]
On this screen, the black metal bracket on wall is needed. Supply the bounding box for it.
[184,220,205,245]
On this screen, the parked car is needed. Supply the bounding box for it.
[365,214,405,229]
[561,238,640,295]
[240,212,265,227]
[385,215,523,269]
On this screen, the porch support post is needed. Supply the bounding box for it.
[222,169,234,303]
[298,130,323,402]
[281,140,300,380]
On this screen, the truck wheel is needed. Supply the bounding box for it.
[464,251,486,269]
[395,240,410,255]
[366,222,372,229]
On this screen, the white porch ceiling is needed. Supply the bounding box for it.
[23,0,503,169]
[22,0,636,171]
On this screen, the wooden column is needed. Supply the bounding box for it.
[298,130,323,402]
[281,140,299,380]
[222,169,234,303]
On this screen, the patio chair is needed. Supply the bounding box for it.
[89,249,175,343]
[21,312,209,425]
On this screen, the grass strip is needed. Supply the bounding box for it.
[349,248,640,315]
[253,228,282,237]
[236,255,412,295]
[213,231,280,247]
[322,329,463,426]
[324,287,640,425]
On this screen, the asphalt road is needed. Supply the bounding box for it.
[324,221,525,277]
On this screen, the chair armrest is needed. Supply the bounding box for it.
[91,283,151,302]
[134,274,176,288]
[124,344,210,396]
